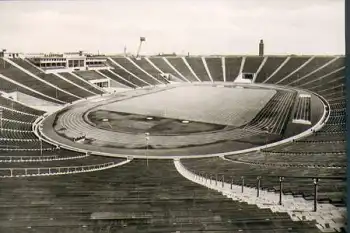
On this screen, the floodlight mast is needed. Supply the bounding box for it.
[136,37,146,58]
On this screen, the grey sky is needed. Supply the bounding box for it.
[0,0,344,55]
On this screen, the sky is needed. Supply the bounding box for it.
[0,0,345,55]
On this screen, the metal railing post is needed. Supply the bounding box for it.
[313,178,319,212]
[279,176,284,205]
[256,176,261,197]
[241,176,244,193]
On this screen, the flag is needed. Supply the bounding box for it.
[140,37,146,42]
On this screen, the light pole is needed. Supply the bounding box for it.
[145,132,150,167]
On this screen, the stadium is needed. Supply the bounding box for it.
[0,43,346,232]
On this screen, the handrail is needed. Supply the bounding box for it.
[314,131,345,135]
[193,171,346,180]
[0,128,33,133]
[0,104,39,117]
[173,159,346,232]
[0,158,131,178]
[0,148,55,151]
[231,159,346,169]
[0,161,113,171]
[0,118,33,125]
[0,138,38,141]
[260,150,345,155]
[0,154,89,163]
